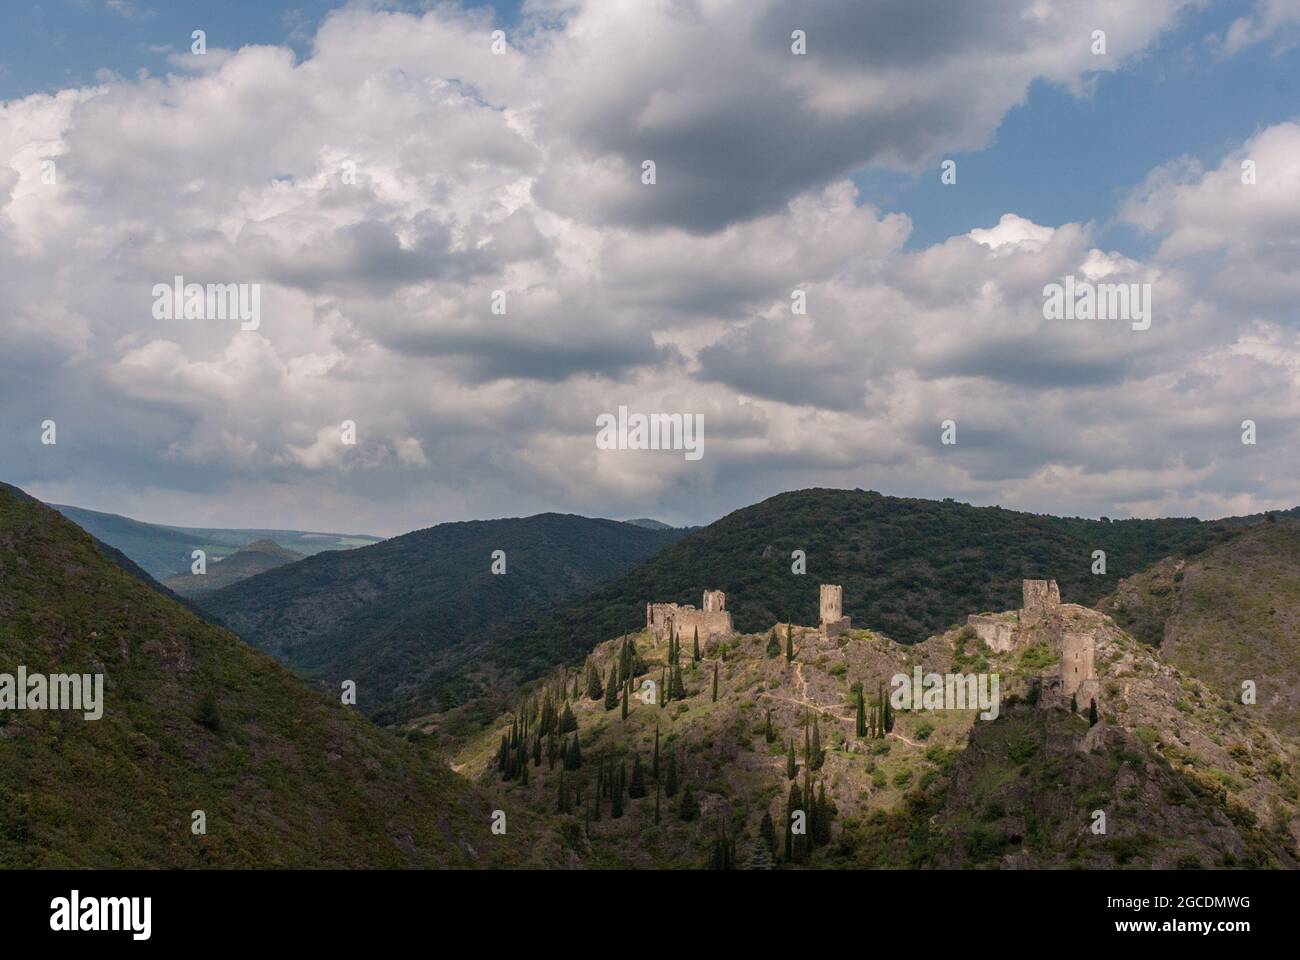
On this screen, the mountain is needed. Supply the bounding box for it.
[0,482,544,868]
[1099,519,1300,737]
[51,503,381,579]
[452,581,1300,869]
[197,515,687,726]
[623,518,676,530]
[489,489,1244,721]
[162,539,304,597]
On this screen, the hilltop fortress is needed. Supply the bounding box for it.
[646,590,734,645]
[967,579,1101,713]
[646,583,853,645]
[644,578,1100,715]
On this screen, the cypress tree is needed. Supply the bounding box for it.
[621,676,629,720]
[785,623,794,663]
[786,738,797,780]
[586,661,603,701]
[856,687,866,737]
[653,724,660,780]
[670,658,686,701]
[659,666,667,707]
[712,661,719,702]
[765,627,781,658]
[1070,692,1078,714]
[559,701,577,734]
[565,732,582,770]
[692,626,700,662]
[810,715,823,771]
[813,781,832,847]
[764,708,774,743]
[604,664,619,711]
[759,810,776,853]
[1089,698,1098,727]
[629,753,647,798]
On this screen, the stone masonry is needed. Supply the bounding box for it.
[819,584,852,638]
[645,590,733,645]
[1020,578,1061,628]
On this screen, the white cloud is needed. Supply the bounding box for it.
[2,1,1296,534]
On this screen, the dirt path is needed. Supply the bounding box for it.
[887,730,924,748]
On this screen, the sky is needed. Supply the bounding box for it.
[1,0,1299,536]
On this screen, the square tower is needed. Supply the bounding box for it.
[819,584,851,637]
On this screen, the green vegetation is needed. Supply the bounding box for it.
[0,483,535,868]
[200,514,684,726]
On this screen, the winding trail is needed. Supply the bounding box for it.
[758,660,856,723]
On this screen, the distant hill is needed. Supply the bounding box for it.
[162,539,304,597]
[0,481,543,868]
[51,503,381,579]
[1100,519,1300,737]
[623,518,676,530]
[198,516,686,725]
[481,489,1246,729]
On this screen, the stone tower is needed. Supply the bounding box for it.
[1062,630,1101,710]
[703,590,726,613]
[819,584,851,637]
[1020,579,1061,628]
[819,584,842,623]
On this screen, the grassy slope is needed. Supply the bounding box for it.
[1100,519,1300,737]
[0,483,543,868]
[198,515,686,725]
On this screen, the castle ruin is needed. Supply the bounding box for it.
[1061,630,1101,707]
[965,579,1101,714]
[646,590,734,645]
[819,584,852,637]
[1020,578,1061,628]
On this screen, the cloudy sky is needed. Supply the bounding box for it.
[2,0,1299,536]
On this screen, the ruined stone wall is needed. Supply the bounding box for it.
[1021,579,1061,628]
[646,602,679,642]
[673,607,733,644]
[646,592,732,643]
[966,614,1016,653]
